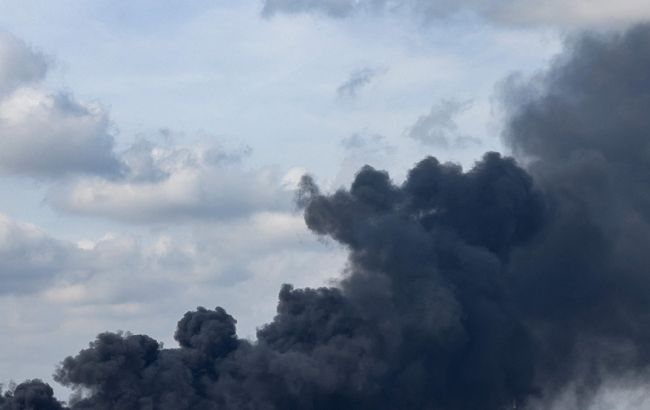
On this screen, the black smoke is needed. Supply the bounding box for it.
[0,379,66,410]
[7,23,650,410]
[501,23,650,406]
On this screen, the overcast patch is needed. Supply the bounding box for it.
[262,0,650,27]
[0,208,329,299]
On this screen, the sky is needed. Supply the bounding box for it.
[0,0,649,405]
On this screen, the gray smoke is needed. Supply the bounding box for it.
[501,23,650,406]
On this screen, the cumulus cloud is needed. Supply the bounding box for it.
[0,32,49,95]
[47,141,294,223]
[0,213,170,299]
[337,67,381,98]
[0,89,122,178]
[0,31,298,222]
[0,207,334,303]
[262,0,650,28]
[0,214,74,294]
[0,33,121,178]
[406,99,479,149]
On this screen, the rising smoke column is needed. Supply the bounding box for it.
[6,23,650,410]
[0,379,67,410]
[502,23,650,407]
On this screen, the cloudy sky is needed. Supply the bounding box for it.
[0,0,649,401]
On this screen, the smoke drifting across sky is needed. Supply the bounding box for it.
[3,21,650,410]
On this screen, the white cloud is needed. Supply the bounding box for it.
[0,31,48,95]
[0,32,121,178]
[0,213,168,298]
[48,142,295,223]
[0,29,311,223]
[0,209,343,316]
[262,0,650,28]
[0,214,73,294]
[0,88,121,177]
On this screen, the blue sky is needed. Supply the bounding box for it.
[0,0,648,404]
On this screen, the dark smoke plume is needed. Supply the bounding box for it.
[0,379,66,410]
[7,23,650,410]
[500,23,650,406]
[49,151,542,410]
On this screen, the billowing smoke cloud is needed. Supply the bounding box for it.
[500,23,650,407]
[0,379,66,410]
[46,151,543,410]
[5,23,650,410]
